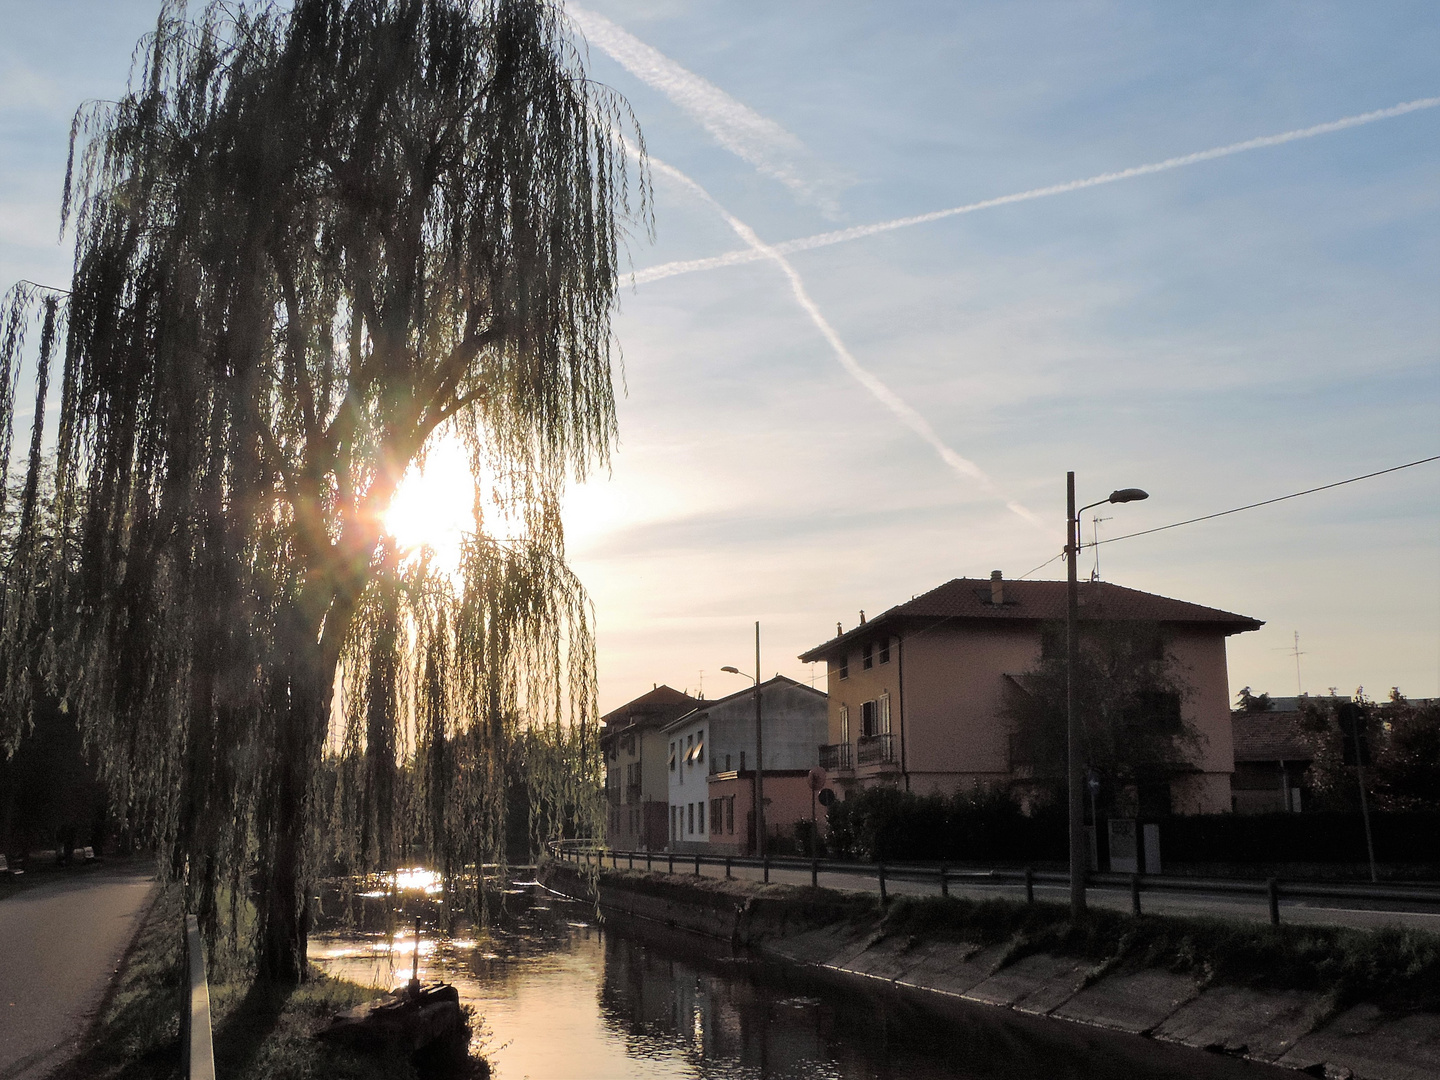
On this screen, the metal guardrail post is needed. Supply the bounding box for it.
[878,863,887,904]
[1268,878,1280,926]
[611,849,617,869]
[668,852,674,875]
[725,857,732,879]
[1131,874,1141,916]
[695,853,701,876]
[812,858,819,888]
[185,915,215,1080]
[763,856,770,884]
[939,864,948,898]
[629,851,634,869]
[646,851,653,872]
[1025,866,1034,905]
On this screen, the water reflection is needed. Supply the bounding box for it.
[313,887,1283,1080]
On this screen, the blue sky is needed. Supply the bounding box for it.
[1,2,1437,711]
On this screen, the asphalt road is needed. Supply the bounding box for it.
[0,863,157,1080]
[590,854,1440,932]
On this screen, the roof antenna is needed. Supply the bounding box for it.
[1090,514,1111,581]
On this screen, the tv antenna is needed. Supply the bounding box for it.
[1272,632,1305,695]
[1089,515,1111,581]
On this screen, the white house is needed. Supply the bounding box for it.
[664,675,828,852]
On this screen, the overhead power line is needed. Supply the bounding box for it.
[1093,454,1440,549]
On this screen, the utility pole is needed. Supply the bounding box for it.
[754,621,766,860]
[1066,472,1086,918]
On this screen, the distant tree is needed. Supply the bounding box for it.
[1003,621,1199,814]
[1235,686,1273,713]
[1302,692,1440,813]
[0,0,646,981]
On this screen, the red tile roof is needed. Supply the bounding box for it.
[1231,711,1317,763]
[799,577,1262,662]
[601,684,700,729]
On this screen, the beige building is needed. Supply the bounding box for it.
[600,685,700,850]
[798,573,1261,815]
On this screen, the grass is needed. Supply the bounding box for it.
[877,892,1440,1013]
[64,883,484,1080]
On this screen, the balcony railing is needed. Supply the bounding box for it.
[818,742,853,771]
[857,733,896,767]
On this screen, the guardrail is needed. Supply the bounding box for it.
[184,915,215,1080]
[548,842,1440,926]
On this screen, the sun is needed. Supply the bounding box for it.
[383,435,476,572]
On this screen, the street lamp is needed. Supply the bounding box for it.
[720,621,765,859]
[1066,475,1148,920]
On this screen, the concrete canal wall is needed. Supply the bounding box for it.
[541,863,1440,1080]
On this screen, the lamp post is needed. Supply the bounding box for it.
[721,622,765,859]
[1067,474,1148,919]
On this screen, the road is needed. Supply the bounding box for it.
[587,854,1440,933]
[0,863,157,1080]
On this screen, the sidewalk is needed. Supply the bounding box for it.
[0,863,157,1080]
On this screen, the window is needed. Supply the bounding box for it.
[840,704,850,743]
[862,642,873,669]
[710,799,722,832]
[838,654,849,680]
[877,692,891,734]
[1133,690,1183,732]
[861,699,877,737]
[696,730,704,763]
[669,742,676,771]
[697,801,705,834]
[725,754,731,771]
[726,796,735,834]
[1041,625,1064,661]
[879,638,890,664]
[688,803,695,834]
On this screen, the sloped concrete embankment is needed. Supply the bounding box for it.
[541,863,1440,1080]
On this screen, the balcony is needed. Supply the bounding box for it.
[818,742,853,771]
[856,733,896,767]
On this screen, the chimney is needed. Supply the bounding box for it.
[836,621,842,637]
[859,610,866,624]
[990,570,1004,605]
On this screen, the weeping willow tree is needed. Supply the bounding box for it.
[0,0,645,981]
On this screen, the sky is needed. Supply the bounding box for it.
[1,1,1437,713]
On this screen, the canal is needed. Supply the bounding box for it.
[312,873,1289,1080]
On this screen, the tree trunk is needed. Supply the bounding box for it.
[258,612,335,982]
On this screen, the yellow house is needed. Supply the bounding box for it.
[798,572,1262,815]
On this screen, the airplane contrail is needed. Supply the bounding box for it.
[644,151,1044,530]
[634,95,1440,285]
[569,4,844,214]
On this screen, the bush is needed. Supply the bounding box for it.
[825,787,1065,863]
[825,790,1440,869]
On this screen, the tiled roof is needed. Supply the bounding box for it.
[601,684,700,730]
[1231,711,1317,763]
[799,578,1262,662]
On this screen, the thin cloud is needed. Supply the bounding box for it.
[568,4,845,214]
[635,95,1440,284]
[645,151,1044,531]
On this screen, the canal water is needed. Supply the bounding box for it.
[311,871,1287,1080]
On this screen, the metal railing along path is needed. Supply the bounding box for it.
[548,842,1440,927]
[185,915,215,1080]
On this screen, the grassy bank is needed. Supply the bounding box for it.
[65,883,477,1080]
[875,892,1440,1013]
[571,865,1440,1015]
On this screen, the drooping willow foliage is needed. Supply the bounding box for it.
[0,0,645,981]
